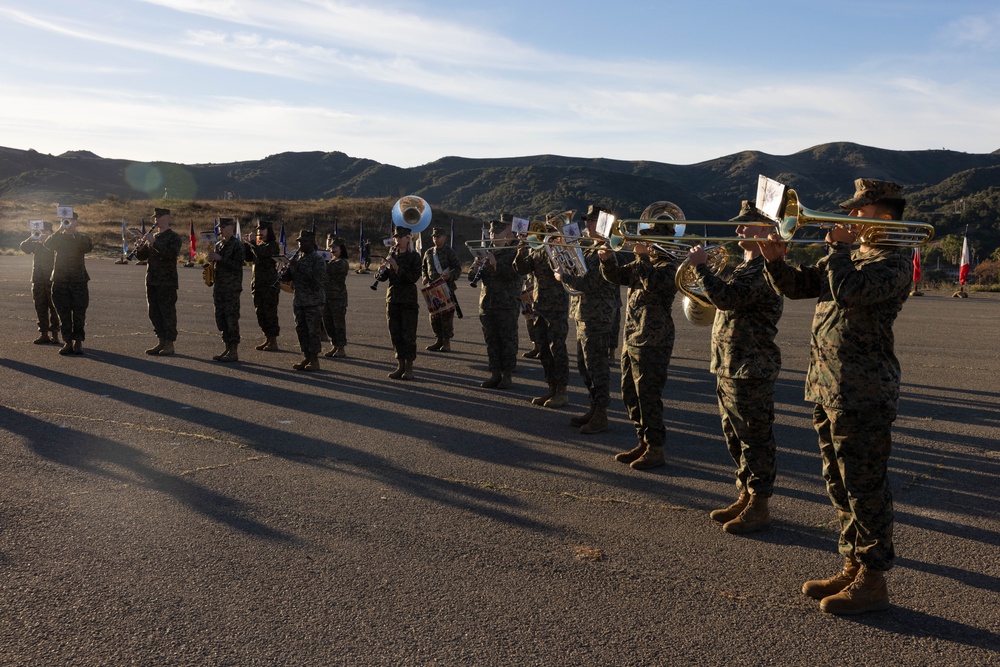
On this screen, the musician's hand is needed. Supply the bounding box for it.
[516,244,528,257]
[387,258,398,271]
[440,269,451,279]
[553,270,564,283]
[688,245,707,266]
[486,252,496,268]
[208,251,222,262]
[597,248,613,262]
[827,224,856,245]
[757,234,786,262]
[633,242,650,257]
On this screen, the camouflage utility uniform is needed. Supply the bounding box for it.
[213,236,245,346]
[286,250,328,357]
[765,243,911,571]
[246,239,282,340]
[421,245,462,343]
[19,236,59,339]
[323,257,350,348]
[696,254,783,498]
[562,242,619,410]
[515,246,570,389]
[600,252,679,453]
[380,249,422,361]
[136,228,182,342]
[44,231,92,344]
[478,243,523,376]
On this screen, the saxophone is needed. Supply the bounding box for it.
[203,261,215,287]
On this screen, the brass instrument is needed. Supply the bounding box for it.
[392,195,433,234]
[777,188,935,246]
[673,246,733,326]
[275,250,301,293]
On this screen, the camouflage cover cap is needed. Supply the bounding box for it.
[839,178,904,210]
[218,217,236,228]
[256,219,274,230]
[431,226,446,237]
[729,200,771,223]
[153,207,171,217]
[392,225,412,237]
[584,204,604,221]
[489,213,513,231]
[296,230,316,242]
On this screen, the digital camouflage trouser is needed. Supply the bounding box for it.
[717,376,777,498]
[52,281,88,342]
[577,327,612,408]
[214,288,241,345]
[387,303,419,361]
[323,298,347,348]
[294,303,324,356]
[480,307,519,373]
[146,284,178,342]
[253,284,281,338]
[534,314,569,387]
[814,403,896,571]
[32,281,58,335]
[621,345,671,448]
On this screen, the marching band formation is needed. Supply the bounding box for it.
[19,175,931,616]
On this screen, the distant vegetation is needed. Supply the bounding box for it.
[1,142,998,285]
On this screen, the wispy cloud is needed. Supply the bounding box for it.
[940,11,1000,50]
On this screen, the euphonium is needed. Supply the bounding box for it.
[673,246,731,326]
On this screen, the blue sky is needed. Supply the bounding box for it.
[1,0,998,168]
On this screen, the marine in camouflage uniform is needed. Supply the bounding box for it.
[691,201,783,533]
[378,226,422,380]
[421,227,462,352]
[322,238,350,358]
[283,230,328,371]
[19,223,60,344]
[515,239,570,407]
[246,221,282,351]
[209,217,244,362]
[136,208,182,356]
[476,216,523,389]
[557,206,620,434]
[763,178,913,615]
[599,230,679,469]
[44,216,92,355]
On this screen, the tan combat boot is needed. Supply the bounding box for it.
[388,359,406,379]
[630,445,665,470]
[497,371,512,389]
[521,344,540,359]
[480,371,502,388]
[723,494,770,534]
[402,359,414,380]
[33,333,51,345]
[72,339,83,355]
[439,339,451,352]
[819,565,890,615]
[802,557,861,600]
[212,344,231,362]
[255,337,270,351]
[532,385,556,406]
[709,491,750,524]
[614,442,647,464]
[59,341,75,356]
[324,346,337,358]
[50,331,61,345]
[579,405,607,434]
[332,345,346,358]
[217,344,238,362]
[569,403,596,427]
[543,385,568,409]
[303,354,320,372]
[426,338,443,351]
[146,339,165,355]
[158,340,175,356]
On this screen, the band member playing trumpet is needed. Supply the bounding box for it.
[555,205,619,434]
[323,237,350,358]
[421,226,462,352]
[378,225,422,380]
[598,214,679,469]
[44,213,92,355]
[20,221,59,345]
[477,215,522,389]
[207,217,243,362]
[688,201,783,529]
[759,178,912,615]
[278,230,328,371]
[137,208,182,356]
[246,219,282,352]
[515,223,570,407]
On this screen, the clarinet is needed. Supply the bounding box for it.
[370,247,397,290]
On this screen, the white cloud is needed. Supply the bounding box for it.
[940,11,1000,50]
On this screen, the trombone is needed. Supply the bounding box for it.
[777,189,935,246]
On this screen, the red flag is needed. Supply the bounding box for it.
[959,235,970,285]
[189,219,197,259]
[912,248,921,283]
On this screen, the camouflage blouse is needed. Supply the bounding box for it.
[764,243,912,412]
[599,253,678,348]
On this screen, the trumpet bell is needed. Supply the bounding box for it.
[392,195,432,234]
[682,296,715,326]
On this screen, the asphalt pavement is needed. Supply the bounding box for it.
[0,254,997,666]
